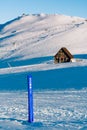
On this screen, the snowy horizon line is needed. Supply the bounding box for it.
[1,13,86,25]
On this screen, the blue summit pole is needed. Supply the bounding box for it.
[27,75,34,123]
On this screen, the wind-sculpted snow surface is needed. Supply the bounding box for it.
[0,90,87,130]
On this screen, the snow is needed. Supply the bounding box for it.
[0,58,87,75]
[0,14,87,74]
[0,90,87,130]
[0,14,87,60]
[0,14,87,129]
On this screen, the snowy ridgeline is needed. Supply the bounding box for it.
[0,90,87,130]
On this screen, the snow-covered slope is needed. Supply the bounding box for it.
[0,14,87,90]
[0,14,87,61]
[0,15,87,130]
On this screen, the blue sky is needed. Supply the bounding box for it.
[0,0,87,24]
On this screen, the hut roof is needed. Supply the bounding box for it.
[55,47,73,59]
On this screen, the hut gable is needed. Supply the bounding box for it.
[54,47,73,63]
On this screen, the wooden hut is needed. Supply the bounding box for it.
[54,47,73,63]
